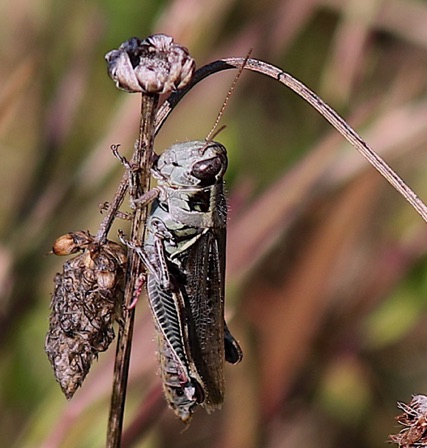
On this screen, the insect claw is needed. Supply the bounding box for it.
[117,230,132,248]
[127,296,139,309]
[111,144,132,169]
[98,201,110,214]
[128,274,145,309]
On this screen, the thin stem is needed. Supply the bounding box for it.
[106,93,159,448]
[96,171,129,243]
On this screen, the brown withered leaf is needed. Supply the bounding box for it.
[45,232,127,399]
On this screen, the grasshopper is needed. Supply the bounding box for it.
[121,139,242,422]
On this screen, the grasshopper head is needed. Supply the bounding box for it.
[154,140,227,188]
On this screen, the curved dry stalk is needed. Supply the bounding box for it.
[156,57,427,224]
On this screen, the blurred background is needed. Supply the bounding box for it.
[1,0,427,447]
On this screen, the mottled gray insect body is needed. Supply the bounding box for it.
[133,140,242,422]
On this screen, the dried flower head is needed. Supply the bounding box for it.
[105,34,195,94]
[390,395,427,447]
[45,232,127,399]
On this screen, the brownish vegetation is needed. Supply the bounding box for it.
[1,1,427,447]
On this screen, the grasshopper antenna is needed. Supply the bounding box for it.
[206,49,252,142]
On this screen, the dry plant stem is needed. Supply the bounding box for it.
[96,172,129,243]
[107,93,159,448]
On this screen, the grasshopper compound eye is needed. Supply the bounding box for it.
[191,155,226,183]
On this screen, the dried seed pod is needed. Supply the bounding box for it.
[51,230,93,255]
[390,395,427,447]
[105,34,195,94]
[45,232,127,399]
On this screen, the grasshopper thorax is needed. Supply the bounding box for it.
[153,140,227,188]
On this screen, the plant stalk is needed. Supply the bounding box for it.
[106,93,159,448]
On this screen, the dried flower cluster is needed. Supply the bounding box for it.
[45,231,126,399]
[390,395,427,447]
[105,34,195,94]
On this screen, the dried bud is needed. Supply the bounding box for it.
[390,395,427,447]
[51,230,93,255]
[45,233,127,399]
[105,34,195,94]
